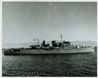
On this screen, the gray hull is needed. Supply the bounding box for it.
[19,47,94,55]
[4,47,94,55]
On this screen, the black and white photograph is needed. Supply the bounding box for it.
[2,2,97,77]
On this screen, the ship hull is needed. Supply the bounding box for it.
[4,47,94,55]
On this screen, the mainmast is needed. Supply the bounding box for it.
[37,37,39,45]
[60,33,63,48]
[60,33,63,43]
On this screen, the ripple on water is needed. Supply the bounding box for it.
[2,52,97,77]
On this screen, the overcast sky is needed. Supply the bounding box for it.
[2,2,97,44]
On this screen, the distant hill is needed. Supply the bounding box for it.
[70,41,97,46]
[2,42,34,49]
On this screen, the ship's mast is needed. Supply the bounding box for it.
[33,37,40,46]
[60,33,63,48]
[37,37,39,45]
[60,33,62,43]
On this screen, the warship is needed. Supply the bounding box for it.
[3,35,95,55]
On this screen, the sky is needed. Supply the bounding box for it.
[2,2,97,44]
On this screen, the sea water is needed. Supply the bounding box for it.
[2,48,97,77]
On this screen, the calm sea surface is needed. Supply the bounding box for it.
[2,48,97,77]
